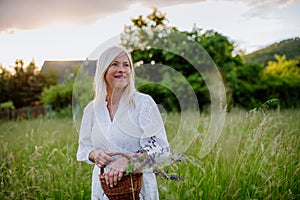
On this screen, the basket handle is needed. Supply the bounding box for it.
[100,152,131,175]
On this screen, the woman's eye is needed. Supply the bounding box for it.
[124,63,130,68]
[111,63,118,67]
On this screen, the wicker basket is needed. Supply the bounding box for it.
[99,152,143,200]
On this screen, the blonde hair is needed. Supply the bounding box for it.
[93,46,136,106]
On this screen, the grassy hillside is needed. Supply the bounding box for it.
[244,37,300,66]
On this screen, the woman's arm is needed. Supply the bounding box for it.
[76,102,96,164]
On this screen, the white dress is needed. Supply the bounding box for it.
[76,92,170,200]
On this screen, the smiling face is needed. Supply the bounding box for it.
[105,52,132,93]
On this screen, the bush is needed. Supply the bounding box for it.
[0,101,15,110]
[41,82,73,110]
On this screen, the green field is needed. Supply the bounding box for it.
[0,108,299,199]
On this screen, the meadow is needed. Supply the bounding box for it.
[0,108,299,199]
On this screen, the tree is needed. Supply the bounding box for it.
[0,59,58,108]
[8,59,44,108]
[41,81,73,110]
[232,63,265,108]
[232,54,300,109]
[264,54,300,79]
[121,8,300,110]
[121,8,239,110]
[262,55,300,108]
[0,65,11,104]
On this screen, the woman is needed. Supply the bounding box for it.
[76,46,170,200]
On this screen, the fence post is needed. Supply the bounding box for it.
[48,105,53,118]
[9,108,12,120]
[27,107,31,119]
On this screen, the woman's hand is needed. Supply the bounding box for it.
[103,156,129,188]
[89,149,113,168]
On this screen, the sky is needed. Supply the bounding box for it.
[0,0,299,68]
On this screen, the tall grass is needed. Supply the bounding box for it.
[0,118,92,199]
[0,108,299,199]
[159,108,300,199]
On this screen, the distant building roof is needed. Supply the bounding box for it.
[40,60,97,82]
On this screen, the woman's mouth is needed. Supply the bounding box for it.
[114,75,126,79]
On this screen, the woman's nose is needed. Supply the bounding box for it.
[117,65,126,72]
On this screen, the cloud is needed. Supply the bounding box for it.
[0,0,298,32]
[239,0,300,19]
[245,0,298,6]
[0,0,133,32]
[0,0,203,32]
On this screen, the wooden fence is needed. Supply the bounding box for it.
[0,105,52,120]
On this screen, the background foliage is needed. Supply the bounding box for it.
[120,8,300,110]
[0,8,299,111]
[41,65,79,110]
[0,60,57,109]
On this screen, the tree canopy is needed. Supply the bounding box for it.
[0,60,57,109]
[1,8,299,111]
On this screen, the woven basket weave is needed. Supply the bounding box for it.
[99,152,143,200]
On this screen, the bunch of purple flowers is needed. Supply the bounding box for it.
[126,136,186,181]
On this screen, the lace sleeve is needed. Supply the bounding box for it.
[76,101,95,164]
[138,95,170,161]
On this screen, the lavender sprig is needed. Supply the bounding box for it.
[126,136,186,181]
